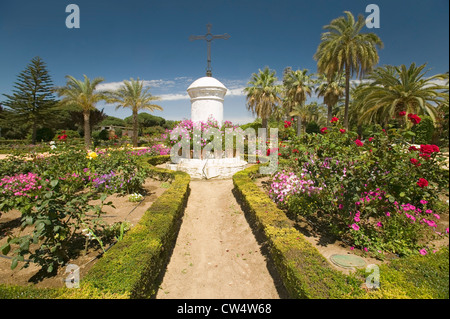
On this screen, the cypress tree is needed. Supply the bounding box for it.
[2,56,57,144]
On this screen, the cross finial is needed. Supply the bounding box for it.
[189,24,230,77]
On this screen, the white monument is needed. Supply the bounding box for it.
[187,76,226,125]
[165,24,248,179]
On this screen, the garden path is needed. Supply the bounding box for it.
[156,179,284,299]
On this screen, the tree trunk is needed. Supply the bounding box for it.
[132,110,138,147]
[344,66,350,130]
[297,115,302,137]
[31,120,37,145]
[262,117,268,130]
[83,110,91,149]
[327,104,333,123]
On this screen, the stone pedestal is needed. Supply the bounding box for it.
[166,157,248,180]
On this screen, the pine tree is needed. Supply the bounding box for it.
[2,57,57,144]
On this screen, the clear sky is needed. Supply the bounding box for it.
[0,0,448,124]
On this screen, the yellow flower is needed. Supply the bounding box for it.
[86,151,98,159]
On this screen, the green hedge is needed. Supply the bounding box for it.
[0,155,190,299]
[232,164,449,299]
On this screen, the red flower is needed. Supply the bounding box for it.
[398,111,406,116]
[339,129,346,134]
[368,137,374,142]
[292,149,299,153]
[417,178,429,188]
[407,113,421,125]
[410,158,421,166]
[420,144,439,154]
[354,139,364,147]
[330,117,339,123]
[320,127,328,134]
[58,134,67,141]
[408,145,418,152]
[283,120,292,128]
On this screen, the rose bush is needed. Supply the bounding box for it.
[271,117,448,257]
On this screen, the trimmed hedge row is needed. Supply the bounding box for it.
[232,164,363,298]
[0,155,190,299]
[232,164,450,299]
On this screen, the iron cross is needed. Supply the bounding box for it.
[189,24,230,77]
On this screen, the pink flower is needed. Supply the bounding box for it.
[376,222,383,227]
[350,224,360,231]
[354,216,360,222]
[433,214,440,220]
[446,228,449,234]
[386,212,391,217]
[364,247,368,252]
[350,246,354,250]
[419,248,427,256]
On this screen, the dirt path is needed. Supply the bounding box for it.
[156,179,284,299]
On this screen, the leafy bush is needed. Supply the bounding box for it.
[412,115,435,144]
[36,127,55,142]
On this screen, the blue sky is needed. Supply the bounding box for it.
[0,0,448,124]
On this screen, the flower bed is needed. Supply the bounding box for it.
[274,117,449,258]
[236,165,449,299]
[0,154,190,298]
[0,142,160,273]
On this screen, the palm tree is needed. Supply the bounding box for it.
[354,63,449,127]
[244,67,282,129]
[283,69,314,136]
[314,11,383,129]
[56,75,106,148]
[105,78,162,147]
[315,72,345,123]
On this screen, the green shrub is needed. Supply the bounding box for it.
[412,115,435,144]
[36,127,55,142]
[305,121,320,134]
